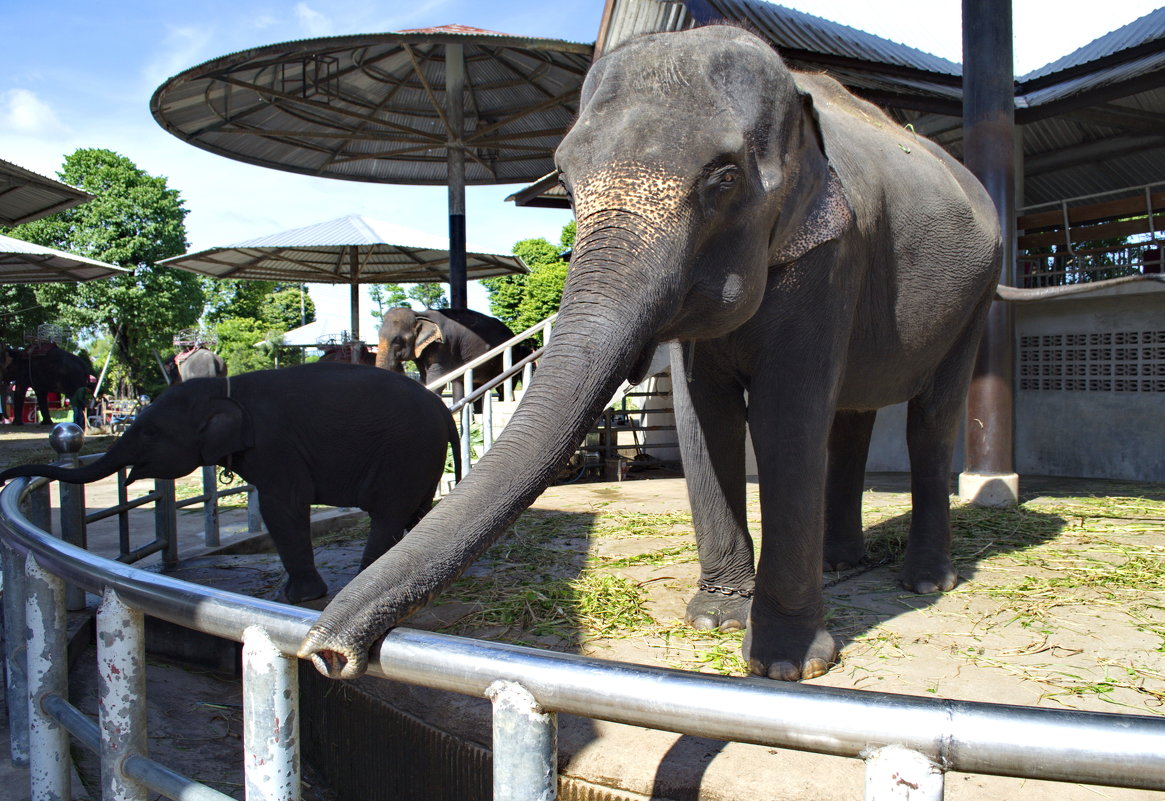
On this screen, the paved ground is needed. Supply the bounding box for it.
[0,425,1162,799]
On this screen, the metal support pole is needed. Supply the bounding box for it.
[155,478,179,567]
[461,403,473,471]
[487,680,557,801]
[203,465,220,547]
[503,348,514,402]
[25,556,70,800]
[247,487,264,533]
[51,425,88,611]
[3,541,29,766]
[242,625,300,801]
[960,0,1019,507]
[864,745,944,800]
[350,248,362,341]
[446,43,468,310]
[98,588,148,801]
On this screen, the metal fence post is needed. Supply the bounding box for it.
[202,465,220,548]
[25,555,71,800]
[154,478,179,567]
[98,588,148,801]
[864,745,944,801]
[242,625,300,801]
[2,541,29,766]
[247,487,264,533]
[51,424,88,611]
[487,680,557,801]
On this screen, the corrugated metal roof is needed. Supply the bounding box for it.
[1020,7,1165,82]
[0,159,93,226]
[160,215,528,284]
[151,29,594,187]
[0,233,128,282]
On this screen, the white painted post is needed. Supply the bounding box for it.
[2,542,29,765]
[25,556,70,800]
[98,588,148,801]
[242,625,300,801]
[864,745,944,801]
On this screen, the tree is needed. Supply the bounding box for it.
[407,283,448,310]
[260,287,315,332]
[483,221,574,335]
[369,283,409,318]
[4,148,200,393]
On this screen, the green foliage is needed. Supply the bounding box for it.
[482,221,574,336]
[369,283,409,318]
[408,283,448,309]
[215,317,290,374]
[260,287,314,332]
[2,148,198,392]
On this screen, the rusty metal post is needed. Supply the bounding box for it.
[960,0,1019,507]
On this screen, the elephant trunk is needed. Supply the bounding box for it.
[0,446,131,486]
[300,210,686,678]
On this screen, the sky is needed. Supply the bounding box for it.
[2,0,1162,330]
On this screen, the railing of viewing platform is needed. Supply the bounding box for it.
[2,427,1164,800]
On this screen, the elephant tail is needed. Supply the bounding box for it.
[996,273,1164,302]
[446,411,462,482]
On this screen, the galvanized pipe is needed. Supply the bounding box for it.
[123,754,238,801]
[98,588,148,801]
[3,480,1165,793]
[488,680,557,801]
[24,555,71,800]
[2,541,29,766]
[243,625,301,801]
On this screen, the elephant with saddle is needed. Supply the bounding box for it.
[376,307,530,401]
[164,345,227,384]
[3,343,96,427]
[0,362,460,603]
[300,26,1127,681]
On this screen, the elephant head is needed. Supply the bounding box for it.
[300,25,853,678]
[0,377,252,486]
[376,308,443,375]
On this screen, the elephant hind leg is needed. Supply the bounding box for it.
[824,409,877,570]
[258,492,327,603]
[361,496,433,569]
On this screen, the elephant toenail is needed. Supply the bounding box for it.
[691,615,717,630]
[767,661,801,681]
[802,658,829,679]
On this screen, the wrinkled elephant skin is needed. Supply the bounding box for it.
[301,26,1000,681]
[0,362,460,604]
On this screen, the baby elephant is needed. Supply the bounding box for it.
[0,362,460,603]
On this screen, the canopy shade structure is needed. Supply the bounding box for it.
[0,159,93,226]
[160,215,527,340]
[150,24,592,308]
[0,233,129,282]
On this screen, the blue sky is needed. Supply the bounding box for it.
[2,0,1160,324]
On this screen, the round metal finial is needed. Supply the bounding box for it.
[50,422,85,454]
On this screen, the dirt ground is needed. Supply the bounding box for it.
[2,423,1163,800]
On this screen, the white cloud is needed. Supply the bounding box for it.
[142,25,215,89]
[295,4,335,37]
[0,89,70,138]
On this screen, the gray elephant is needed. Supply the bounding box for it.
[164,345,227,384]
[300,26,1003,680]
[0,362,460,604]
[376,307,530,401]
[4,343,96,427]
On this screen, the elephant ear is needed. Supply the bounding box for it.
[198,397,254,465]
[768,90,854,266]
[414,318,443,359]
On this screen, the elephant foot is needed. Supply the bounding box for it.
[685,584,752,631]
[742,613,837,681]
[282,573,328,605]
[823,538,866,572]
[899,549,958,594]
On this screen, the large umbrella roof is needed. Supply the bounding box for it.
[149,25,593,186]
[0,158,93,226]
[159,214,526,283]
[0,233,128,283]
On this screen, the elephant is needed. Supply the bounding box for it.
[164,345,227,384]
[376,307,530,401]
[0,362,461,604]
[3,343,96,427]
[298,25,1004,681]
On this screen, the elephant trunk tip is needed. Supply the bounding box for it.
[299,631,369,679]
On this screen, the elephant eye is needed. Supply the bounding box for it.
[715,166,741,190]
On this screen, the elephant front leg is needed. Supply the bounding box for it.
[745,369,842,681]
[824,410,877,570]
[258,491,327,603]
[671,342,754,632]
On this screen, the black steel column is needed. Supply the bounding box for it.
[961,0,1018,505]
[447,43,468,310]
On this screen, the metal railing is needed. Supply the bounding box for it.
[3,435,1165,800]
